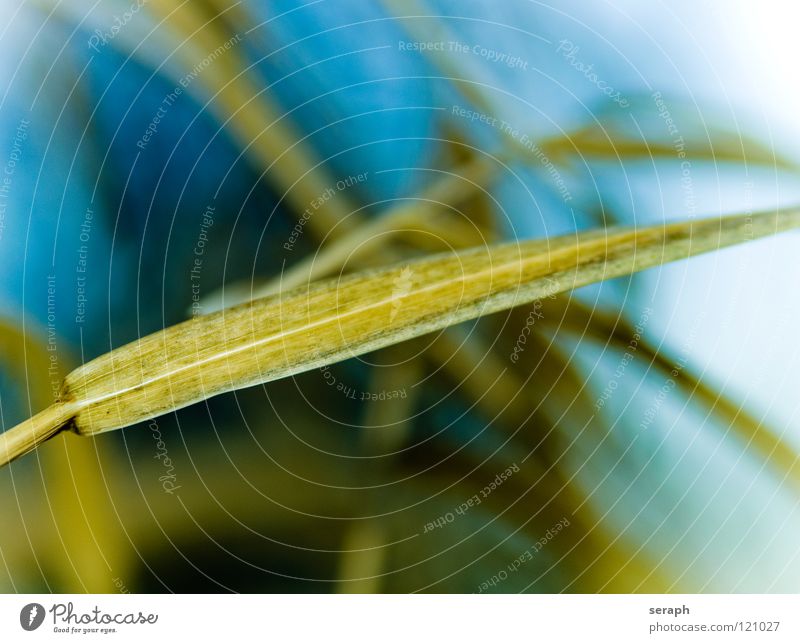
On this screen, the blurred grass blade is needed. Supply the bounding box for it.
[202,154,498,311]
[548,300,800,490]
[1,206,798,466]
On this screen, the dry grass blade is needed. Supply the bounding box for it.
[202,154,498,310]
[1,207,798,467]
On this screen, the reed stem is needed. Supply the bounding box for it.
[0,402,78,467]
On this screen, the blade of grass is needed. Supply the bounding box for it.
[203,154,499,310]
[336,345,423,593]
[1,206,798,466]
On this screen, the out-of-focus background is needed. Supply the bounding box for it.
[0,0,798,592]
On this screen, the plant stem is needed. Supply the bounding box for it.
[0,402,77,467]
